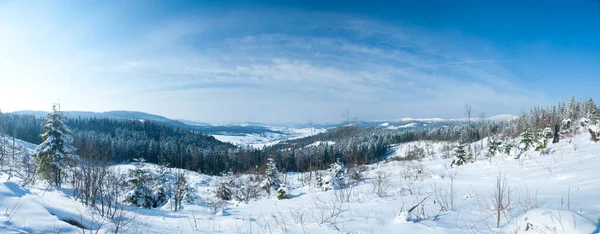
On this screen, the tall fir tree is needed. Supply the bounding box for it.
[261,157,281,193]
[587,97,598,123]
[34,104,75,187]
[567,94,578,120]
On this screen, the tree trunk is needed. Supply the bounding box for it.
[552,124,560,143]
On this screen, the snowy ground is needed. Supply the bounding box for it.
[212,127,327,149]
[0,129,599,233]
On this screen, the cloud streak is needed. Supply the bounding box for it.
[0,2,551,123]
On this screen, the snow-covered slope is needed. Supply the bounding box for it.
[1,128,599,233]
[212,127,327,149]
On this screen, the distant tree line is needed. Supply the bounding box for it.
[1,95,596,176]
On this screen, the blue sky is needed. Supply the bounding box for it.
[0,1,598,123]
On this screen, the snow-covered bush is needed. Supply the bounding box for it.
[404,145,425,161]
[579,117,590,127]
[236,174,263,201]
[207,196,227,214]
[542,127,553,139]
[216,173,234,201]
[125,162,193,210]
[277,186,289,200]
[589,125,600,142]
[561,118,572,130]
[126,161,155,208]
[320,161,347,191]
[151,168,172,208]
[347,165,365,183]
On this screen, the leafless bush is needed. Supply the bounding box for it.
[399,162,425,195]
[4,198,20,222]
[518,184,539,212]
[334,184,355,203]
[372,170,392,197]
[111,206,136,234]
[208,198,227,214]
[311,194,346,226]
[398,195,430,222]
[431,183,450,213]
[187,213,200,231]
[348,165,365,183]
[272,210,290,234]
[441,143,454,159]
[289,209,307,234]
[405,145,426,161]
[492,172,511,228]
[236,174,263,201]
[443,161,458,211]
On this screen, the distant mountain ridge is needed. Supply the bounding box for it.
[10,110,283,135]
[10,110,517,135]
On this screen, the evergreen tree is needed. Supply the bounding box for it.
[487,138,502,157]
[33,105,75,187]
[587,97,598,123]
[321,160,347,190]
[534,129,549,153]
[261,157,281,193]
[277,186,289,200]
[216,172,233,200]
[126,158,154,208]
[451,143,470,167]
[520,130,534,151]
[567,94,578,120]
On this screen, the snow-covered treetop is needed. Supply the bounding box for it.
[34,105,76,156]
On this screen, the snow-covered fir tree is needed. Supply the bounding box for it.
[520,130,534,151]
[587,97,598,123]
[277,186,289,200]
[34,104,75,188]
[151,168,172,209]
[534,129,549,153]
[216,172,233,200]
[451,143,470,167]
[261,157,281,194]
[487,138,502,157]
[126,158,155,208]
[567,94,578,120]
[321,160,347,190]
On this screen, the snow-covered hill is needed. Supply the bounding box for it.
[211,127,327,149]
[1,126,599,233]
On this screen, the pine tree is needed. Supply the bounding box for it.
[487,138,502,157]
[587,97,598,123]
[126,158,154,208]
[34,104,75,187]
[321,160,347,190]
[277,186,289,200]
[216,172,233,200]
[567,94,578,120]
[520,130,534,151]
[451,143,469,167]
[261,158,280,194]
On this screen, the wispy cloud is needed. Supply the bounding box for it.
[0,3,550,122]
